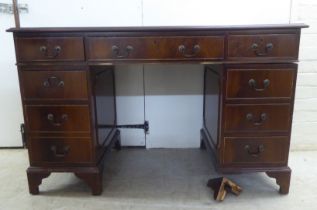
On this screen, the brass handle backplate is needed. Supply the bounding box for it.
[246,113,267,126]
[178,44,200,58]
[43,76,64,88]
[248,78,270,91]
[251,42,273,56]
[47,113,68,127]
[244,144,264,157]
[39,45,62,58]
[50,145,70,158]
[112,45,134,58]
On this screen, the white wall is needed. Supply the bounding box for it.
[0,0,24,147]
[1,0,315,150]
[291,0,317,150]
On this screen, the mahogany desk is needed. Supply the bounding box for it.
[7,24,308,195]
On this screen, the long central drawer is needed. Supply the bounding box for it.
[86,36,224,61]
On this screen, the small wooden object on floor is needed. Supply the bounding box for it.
[207,177,242,201]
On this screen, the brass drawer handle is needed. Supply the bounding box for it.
[50,145,70,158]
[43,76,64,88]
[178,44,200,58]
[39,45,62,58]
[244,144,264,157]
[111,45,133,58]
[251,43,273,56]
[248,78,270,91]
[246,113,267,126]
[47,113,68,127]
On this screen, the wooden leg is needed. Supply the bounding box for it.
[266,167,291,194]
[75,168,103,195]
[200,139,206,150]
[200,132,206,150]
[26,168,51,195]
[114,134,121,151]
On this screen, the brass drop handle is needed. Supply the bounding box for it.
[248,79,270,91]
[50,145,70,158]
[244,144,264,157]
[47,113,68,127]
[112,45,134,58]
[39,45,62,58]
[246,113,267,126]
[43,76,64,88]
[251,43,273,56]
[178,44,200,58]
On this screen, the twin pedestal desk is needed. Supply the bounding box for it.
[7,24,307,195]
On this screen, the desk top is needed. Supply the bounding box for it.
[7,23,308,33]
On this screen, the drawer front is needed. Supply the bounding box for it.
[226,68,296,99]
[223,136,289,166]
[86,36,224,61]
[227,34,299,59]
[25,105,91,133]
[28,138,92,164]
[20,70,88,100]
[224,104,291,132]
[15,37,85,62]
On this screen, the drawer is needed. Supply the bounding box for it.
[224,104,291,132]
[28,138,92,164]
[86,36,224,61]
[227,34,299,59]
[25,105,91,133]
[20,70,88,100]
[222,136,289,166]
[226,68,296,99]
[15,37,85,62]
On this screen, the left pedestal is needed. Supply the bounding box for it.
[26,130,121,195]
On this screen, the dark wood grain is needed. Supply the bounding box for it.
[25,105,91,133]
[7,24,307,196]
[75,170,103,195]
[266,167,291,194]
[26,169,50,195]
[227,34,299,60]
[15,37,85,62]
[222,136,289,166]
[89,67,116,160]
[20,70,88,100]
[203,66,222,148]
[28,137,92,165]
[226,67,296,100]
[86,36,224,61]
[223,104,291,133]
[6,23,308,33]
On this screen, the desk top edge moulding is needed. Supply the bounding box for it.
[7,23,308,32]
[7,23,308,196]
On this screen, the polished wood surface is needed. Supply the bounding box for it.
[20,70,89,100]
[223,104,291,133]
[25,105,91,133]
[227,34,299,60]
[8,24,307,196]
[28,137,92,165]
[86,36,224,61]
[90,67,117,160]
[225,67,295,99]
[15,37,85,62]
[222,136,289,165]
[6,23,308,33]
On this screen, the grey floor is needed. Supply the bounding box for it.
[0,148,316,210]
